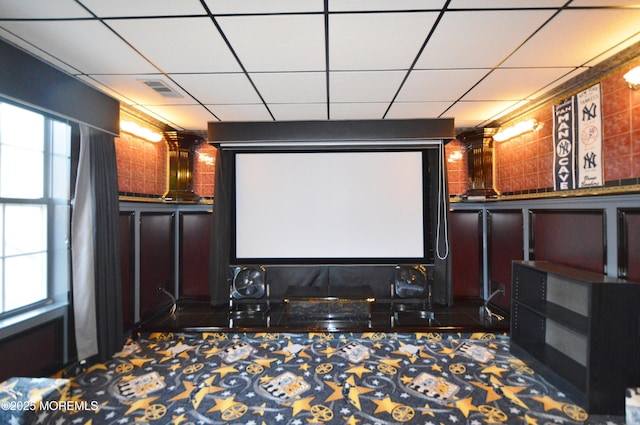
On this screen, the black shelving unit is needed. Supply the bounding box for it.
[510,261,640,415]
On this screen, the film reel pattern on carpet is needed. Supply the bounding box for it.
[11,331,610,424]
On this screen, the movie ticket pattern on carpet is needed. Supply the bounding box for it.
[1,332,607,424]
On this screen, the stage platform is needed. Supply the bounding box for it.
[135,297,510,335]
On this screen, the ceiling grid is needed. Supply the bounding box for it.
[0,0,638,132]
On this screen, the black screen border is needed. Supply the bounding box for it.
[229,145,436,266]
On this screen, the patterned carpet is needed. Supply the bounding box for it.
[0,331,626,424]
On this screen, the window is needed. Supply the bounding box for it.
[0,101,71,317]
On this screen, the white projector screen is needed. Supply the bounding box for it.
[234,150,426,261]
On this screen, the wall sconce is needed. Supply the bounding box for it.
[120,120,163,142]
[493,119,539,142]
[198,152,215,166]
[447,150,463,162]
[623,66,640,89]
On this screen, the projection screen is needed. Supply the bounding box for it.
[233,150,427,262]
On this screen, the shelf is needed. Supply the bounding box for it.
[541,344,587,393]
[513,299,588,335]
[510,341,587,398]
[514,261,622,284]
[511,260,640,415]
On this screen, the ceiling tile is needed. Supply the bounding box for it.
[107,18,241,73]
[462,68,576,101]
[0,28,79,75]
[329,0,447,11]
[0,0,90,18]
[0,21,157,74]
[330,71,406,102]
[207,104,273,122]
[80,0,206,17]
[385,101,452,120]
[170,74,262,104]
[250,72,326,103]
[125,105,181,127]
[329,103,389,120]
[217,14,325,72]
[503,9,640,67]
[76,75,133,104]
[141,104,219,130]
[329,12,439,71]
[397,69,490,102]
[79,75,194,106]
[446,100,530,127]
[584,33,640,67]
[415,10,556,69]
[269,104,328,121]
[449,0,567,8]
[204,0,324,14]
[1,0,637,133]
[569,0,640,5]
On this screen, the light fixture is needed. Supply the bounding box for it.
[447,150,463,162]
[623,66,640,89]
[198,152,215,165]
[120,120,163,142]
[493,119,539,142]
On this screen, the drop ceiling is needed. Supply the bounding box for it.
[0,0,639,133]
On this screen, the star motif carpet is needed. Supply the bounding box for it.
[0,332,625,424]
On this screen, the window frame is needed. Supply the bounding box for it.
[0,98,71,326]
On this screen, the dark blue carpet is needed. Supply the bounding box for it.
[1,332,625,424]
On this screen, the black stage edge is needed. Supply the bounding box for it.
[133,298,510,336]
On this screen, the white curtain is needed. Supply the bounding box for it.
[71,124,123,361]
[71,125,98,360]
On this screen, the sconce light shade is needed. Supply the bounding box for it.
[120,120,163,142]
[493,119,539,142]
[447,150,463,162]
[623,66,640,90]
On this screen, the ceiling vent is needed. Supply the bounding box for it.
[140,79,183,98]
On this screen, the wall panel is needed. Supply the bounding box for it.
[618,208,640,282]
[449,210,483,298]
[530,210,605,274]
[487,210,524,312]
[140,212,175,319]
[179,211,212,298]
[0,319,63,381]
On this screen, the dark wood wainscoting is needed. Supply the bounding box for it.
[618,208,640,282]
[487,210,524,312]
[449,210,483,298]
[529,209,606,274]
[140,212,175,320]
[0,318,63,382]
[179,211,212,299]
